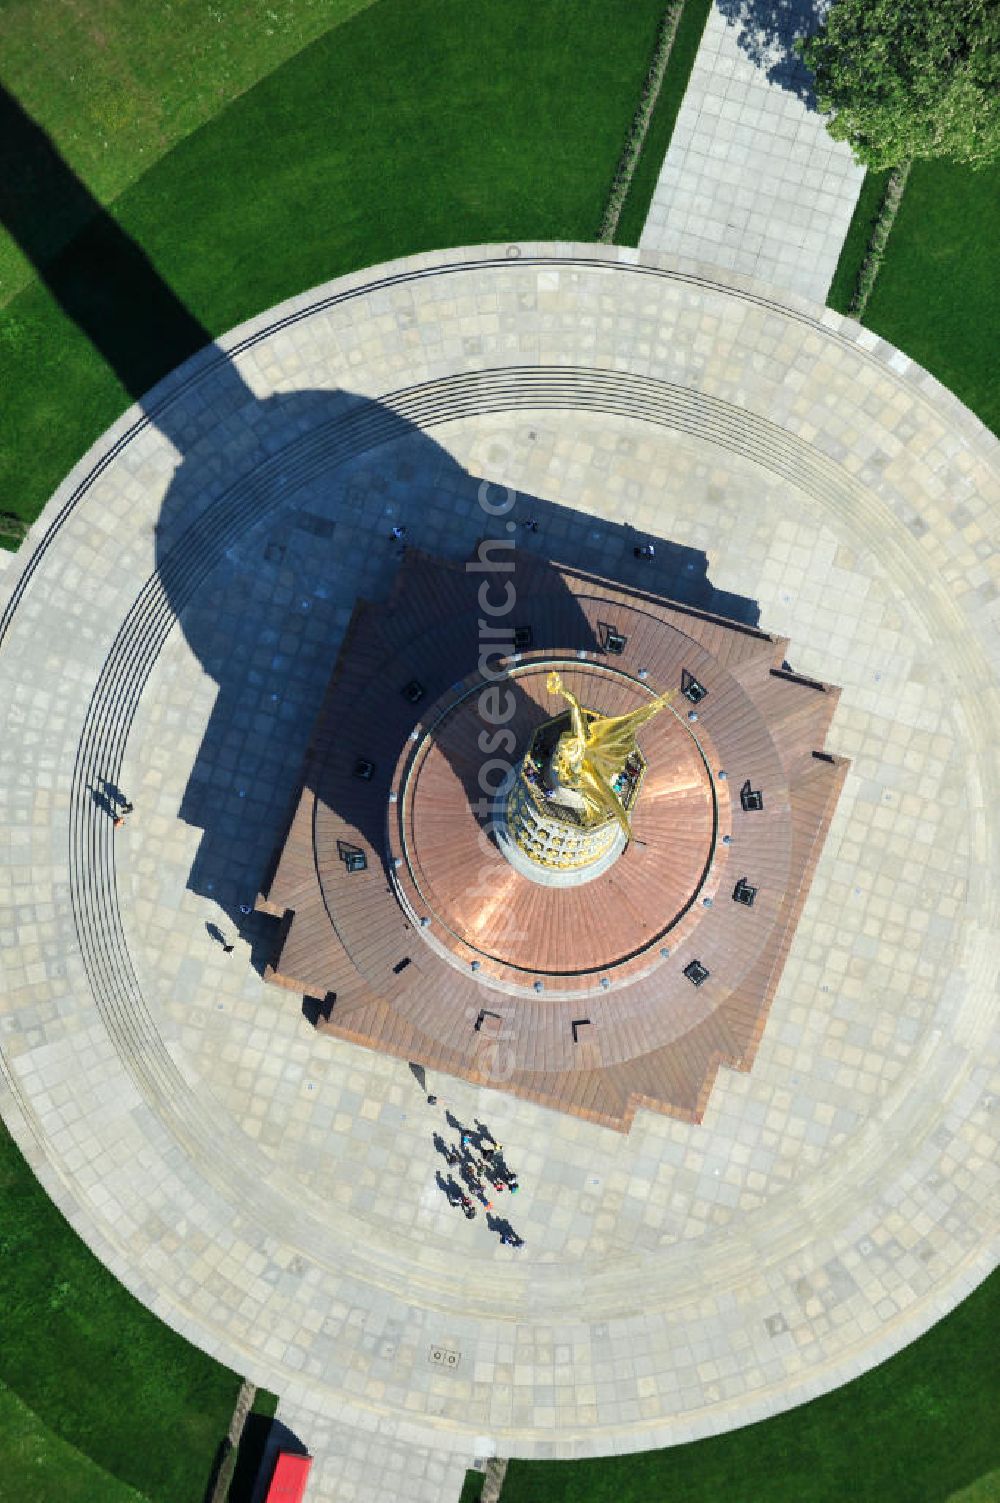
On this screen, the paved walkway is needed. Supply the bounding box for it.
[640,0,865,302]
[1,246,998,1503]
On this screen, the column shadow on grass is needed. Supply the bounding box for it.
[0,86,208,400]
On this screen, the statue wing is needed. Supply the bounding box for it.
[545,679,677,837]
[585,690,677,779]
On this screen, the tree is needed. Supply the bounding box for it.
[801,0,1000,169]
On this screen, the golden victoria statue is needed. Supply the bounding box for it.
[545,671,677,838]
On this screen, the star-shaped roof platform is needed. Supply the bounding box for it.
[259,547,847,1128]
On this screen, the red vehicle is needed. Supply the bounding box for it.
[264,1451,312,1503]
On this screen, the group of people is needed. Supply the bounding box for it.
[432,1113,525,1246]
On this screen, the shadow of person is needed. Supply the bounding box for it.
[435,1169,462,1205]
[485,1210,523,1246]
[90,786,118,820]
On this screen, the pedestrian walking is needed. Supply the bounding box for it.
[239,903,252,916]
[390,524,407,541]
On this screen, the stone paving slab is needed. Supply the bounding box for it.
[640,1,865,301]
[0,245,998,1503]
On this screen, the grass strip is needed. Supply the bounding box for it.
[861,158,1000,434]
[0,1120,245,1503]
[825,167,892,314]
[614,0,713,246]
[0,0,666,541]
[499,1269,999,1502]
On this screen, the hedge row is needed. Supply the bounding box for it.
[598,0,687,242]
[848,160,912,317]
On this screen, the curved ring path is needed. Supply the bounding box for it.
[1,244,998,1503]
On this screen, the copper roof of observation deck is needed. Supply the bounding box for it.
[258,547,848,1130]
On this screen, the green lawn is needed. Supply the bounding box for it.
[0,0,668,539]
[826,158,999,438]
[495,1269,999,1503]
[861,159,1000,435]
[0,1120,256,1503]
[615,0,713,246]
[0,1382,148,1503]
[0,0,376,304]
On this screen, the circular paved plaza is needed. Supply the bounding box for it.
[1,245,998,1500]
